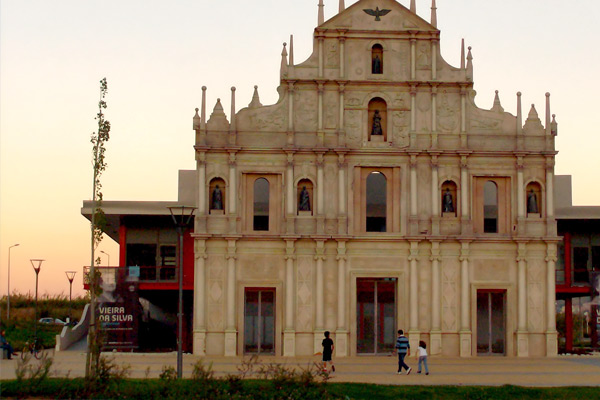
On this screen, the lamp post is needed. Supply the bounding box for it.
[168,205,196,379]
[7,243,20,320]
[30,259,44,340]
[65,271,77,324]
[100,250,111,267]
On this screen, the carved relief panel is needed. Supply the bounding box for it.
[296,256,313,332]
[437,91,460,134]
[294,90,318,132]
[441,260,459,332]
[207,255,226,331]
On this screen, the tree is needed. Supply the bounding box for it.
[85,78,111,378]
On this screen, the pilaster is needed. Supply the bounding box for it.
[459,240,471,357]
[516,241,529,357]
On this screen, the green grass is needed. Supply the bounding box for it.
[1,379,599,400]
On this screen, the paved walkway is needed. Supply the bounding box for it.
[1,351,599,387]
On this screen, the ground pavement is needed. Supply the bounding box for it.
[1,351,599,387]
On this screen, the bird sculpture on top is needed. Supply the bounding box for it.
[363,7,391,21]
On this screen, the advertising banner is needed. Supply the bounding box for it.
[593,272,600,349]
[98,267,140,350]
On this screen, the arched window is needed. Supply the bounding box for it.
[526,182,542,215]
[366,172,387,232]
[483,181,498,233]
[209,177,226,214]
[368,97,387,141]
[253,178,269,231]
[371,44,383,74]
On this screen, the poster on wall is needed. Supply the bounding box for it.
[593,272,600,349]
[98,267,140,350]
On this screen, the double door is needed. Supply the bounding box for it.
[476,290,506,355]
[356,278,396,354]
[244,289,275,354]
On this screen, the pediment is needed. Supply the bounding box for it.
[321,0,437,32]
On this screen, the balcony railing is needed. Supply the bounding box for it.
[83,265,177,284]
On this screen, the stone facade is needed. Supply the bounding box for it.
[191,0,559,357]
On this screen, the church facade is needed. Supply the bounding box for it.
[189,0,560,358]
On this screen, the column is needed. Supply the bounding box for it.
[196,152,207,232]
[409,154,418,234]
[193,239,208,355]
[408,241,420,350]
[546,158,556,236]
[460,155,470,234]
[283,239,296,356]
[228,153,237,233]
[338,82,346,147]
[286,152,295,233]
[431,39,438,80]
[460,84,467,148]
[338,33,346,79]
[336,240,348,356]
[517,157,525,235]
[431,155,440,235]
[224,239,237,356]
[287,81,295,146]
[318,35,324,78]
[317,81,325,146]
[410,33,416,80]
[337,153,347,234]
[546,241,558,356]
[516,241,529,356]
[430,241,442,355]
[317,153,325,233]
[431,84,438,148]
[459,241,471,357]
[313,240,326,353]
[410,84,417,148]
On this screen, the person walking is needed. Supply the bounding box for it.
[395,329,411,375]
[417,340,429,375]
[1,330,15,360]
[322,331,335,373]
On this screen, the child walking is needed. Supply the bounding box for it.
[417,340,429,375]
[322,331,335,373]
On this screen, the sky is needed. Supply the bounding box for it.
[1,0,599,299]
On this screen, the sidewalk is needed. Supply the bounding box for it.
[2,351,599,387]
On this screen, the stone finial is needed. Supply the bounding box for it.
[491,90,504,113]
[206,98,230,130]
[201,86,207,130]
[410,0,416,13]
[289,35,294,67]
[430,0,437,28]
[318,0,324,25]
[466,46,473,81]
[212,98,224,115]
[248,85,262,109]
[193,107,200,130]
[280,42,288,78]
[339,0,345,13]
[460,39,465,69]
[516,92,523,134]
[545,92,551,135]
[230,87,236,131]
[523,103,544,134]
[551,114,558,136]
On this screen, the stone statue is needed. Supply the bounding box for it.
[443,188,454,213]
[371,110,383,135]
[527,189,538,213]
[298,186,311,211]
[372,55,382,74]
[211,185,223,210]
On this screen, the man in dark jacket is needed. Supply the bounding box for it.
[395,329,412,374]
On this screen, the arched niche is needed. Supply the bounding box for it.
[526,181,542,216]
[253,177,269,231]
[371,44,383,74]
[209,177,226,214]
[368,97,387,141]
[441,180,457,216]
[297,178,314,215]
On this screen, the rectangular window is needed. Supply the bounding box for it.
[573,247,589,284]
[474,177,510,235]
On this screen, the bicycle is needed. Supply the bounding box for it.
[21,338,42,360]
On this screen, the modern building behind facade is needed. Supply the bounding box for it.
[83,0,567,357]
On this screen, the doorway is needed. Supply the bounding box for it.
[356,278,396,354]
[244,289,275,354]
[476,290,506,355]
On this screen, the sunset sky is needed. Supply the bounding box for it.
[1,0,599,298]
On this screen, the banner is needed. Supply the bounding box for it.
[97,267,140,350]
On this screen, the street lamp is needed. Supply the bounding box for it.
[7,243,19,320]
[65,271,77,324]
[168,205,196,379]
[30,259,44,340]
[100,250,111,267]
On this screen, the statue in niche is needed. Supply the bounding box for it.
[443,188,454,213]
[211,185,223,210]
[298,186,311,211]
[527,189,538,213]
[371,110,383,135]
[372,55,382,74]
